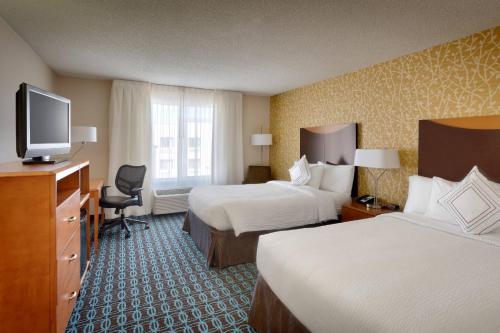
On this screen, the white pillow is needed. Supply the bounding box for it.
[438,166,500,234]
[289,155,311,186]
[307,164,325,189]
[424,177,458,223]
[320,164,355,194]
[404,175,433,215]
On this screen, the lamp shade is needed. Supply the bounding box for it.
[251,134,272,146]
[354,149,400,169]
[72,126,97,143]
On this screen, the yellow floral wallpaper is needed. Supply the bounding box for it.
[270,26,500,206]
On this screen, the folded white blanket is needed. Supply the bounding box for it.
[189,181,342,236]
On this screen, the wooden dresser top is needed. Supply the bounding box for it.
[0,160,89,178]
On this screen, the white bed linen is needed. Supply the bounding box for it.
[188,181,350,236]
[257,212,500,333]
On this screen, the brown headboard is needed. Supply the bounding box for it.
[418,115,500,182]
[300,123,358,195]
[300,123,357,164]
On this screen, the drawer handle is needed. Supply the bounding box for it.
[66,216,77,223]
[68,253,78,262]
[68,291,78,300]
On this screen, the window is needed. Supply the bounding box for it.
[188,137,201,148]
[151,87,213,187]
[159,159,173,169]
[188,158,200,170]
[160,137,174,148]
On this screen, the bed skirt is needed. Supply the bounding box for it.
[248,275,310,333]
[182,210,265,268]
[183,209,339,268]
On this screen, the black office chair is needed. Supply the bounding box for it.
[100,164,149,238]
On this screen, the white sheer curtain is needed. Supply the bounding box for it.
[108,80,243,211]
[107,80,152,215]
[212,91,244,185]
[151,85,214,188]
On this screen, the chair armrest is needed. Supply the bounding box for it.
[130,187,143,195]
[101,185,110,198]
[131,187,144,206]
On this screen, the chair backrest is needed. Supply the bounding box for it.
[115,164,147,196]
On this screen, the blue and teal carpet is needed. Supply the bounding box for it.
[66,214,258,333]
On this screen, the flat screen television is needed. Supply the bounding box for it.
[16,83,71,164]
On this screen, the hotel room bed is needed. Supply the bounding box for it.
[183,123,357,268]
[183,181,350,267]
[250,212,500,333]
[188,181,350,234]
[248,115,500,332]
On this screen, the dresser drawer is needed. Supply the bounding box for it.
[56,233,81,333]
[57,227,81,291]
[56,276,80,333]
[56,191,80,254]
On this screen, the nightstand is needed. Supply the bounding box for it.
[243,165,272,184]
[341,201,398,222]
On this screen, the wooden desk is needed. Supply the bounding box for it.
[89,179,104,252]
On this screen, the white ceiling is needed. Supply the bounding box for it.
[1,1,499,95]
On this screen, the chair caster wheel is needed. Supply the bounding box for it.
[125,233,131,239]
[145,225,150,230]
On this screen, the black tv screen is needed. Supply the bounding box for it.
[29,90,70,144]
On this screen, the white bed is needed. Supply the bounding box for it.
[257,212,500,333]
[189,180,350,236]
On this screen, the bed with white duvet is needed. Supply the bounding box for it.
[183,160,355,267]
[255,212,500,333]
[189,180,350,236]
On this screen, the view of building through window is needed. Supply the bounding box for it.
[152,103,213,187]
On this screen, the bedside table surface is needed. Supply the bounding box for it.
[343,201,397,216]
[341,201,399,222]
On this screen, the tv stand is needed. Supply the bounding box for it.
[0,160,90,333]
[22,155,68,165]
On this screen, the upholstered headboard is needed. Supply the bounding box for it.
[300,123,358,196]
[418,115,500,182]
[300,123,357,164]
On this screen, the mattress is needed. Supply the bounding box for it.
[256,212,500,333]
[188,181,350,235]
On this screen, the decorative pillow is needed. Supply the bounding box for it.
[320,164,355,194]
[289,155,311,186]
[424,177,458,224]
[404,175,433,215]
[438,166,500,234]
[307,164,325,189]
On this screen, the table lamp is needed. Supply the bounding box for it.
[354,149,400,208]
[251,133,272,165]
[71,126,97,159]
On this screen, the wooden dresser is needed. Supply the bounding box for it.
[0,160,90,333]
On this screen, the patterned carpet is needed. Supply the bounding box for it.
[66,213,258,333]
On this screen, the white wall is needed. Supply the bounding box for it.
[54,76,111,181]
[242,95,270,177]
[0,17,55,163]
